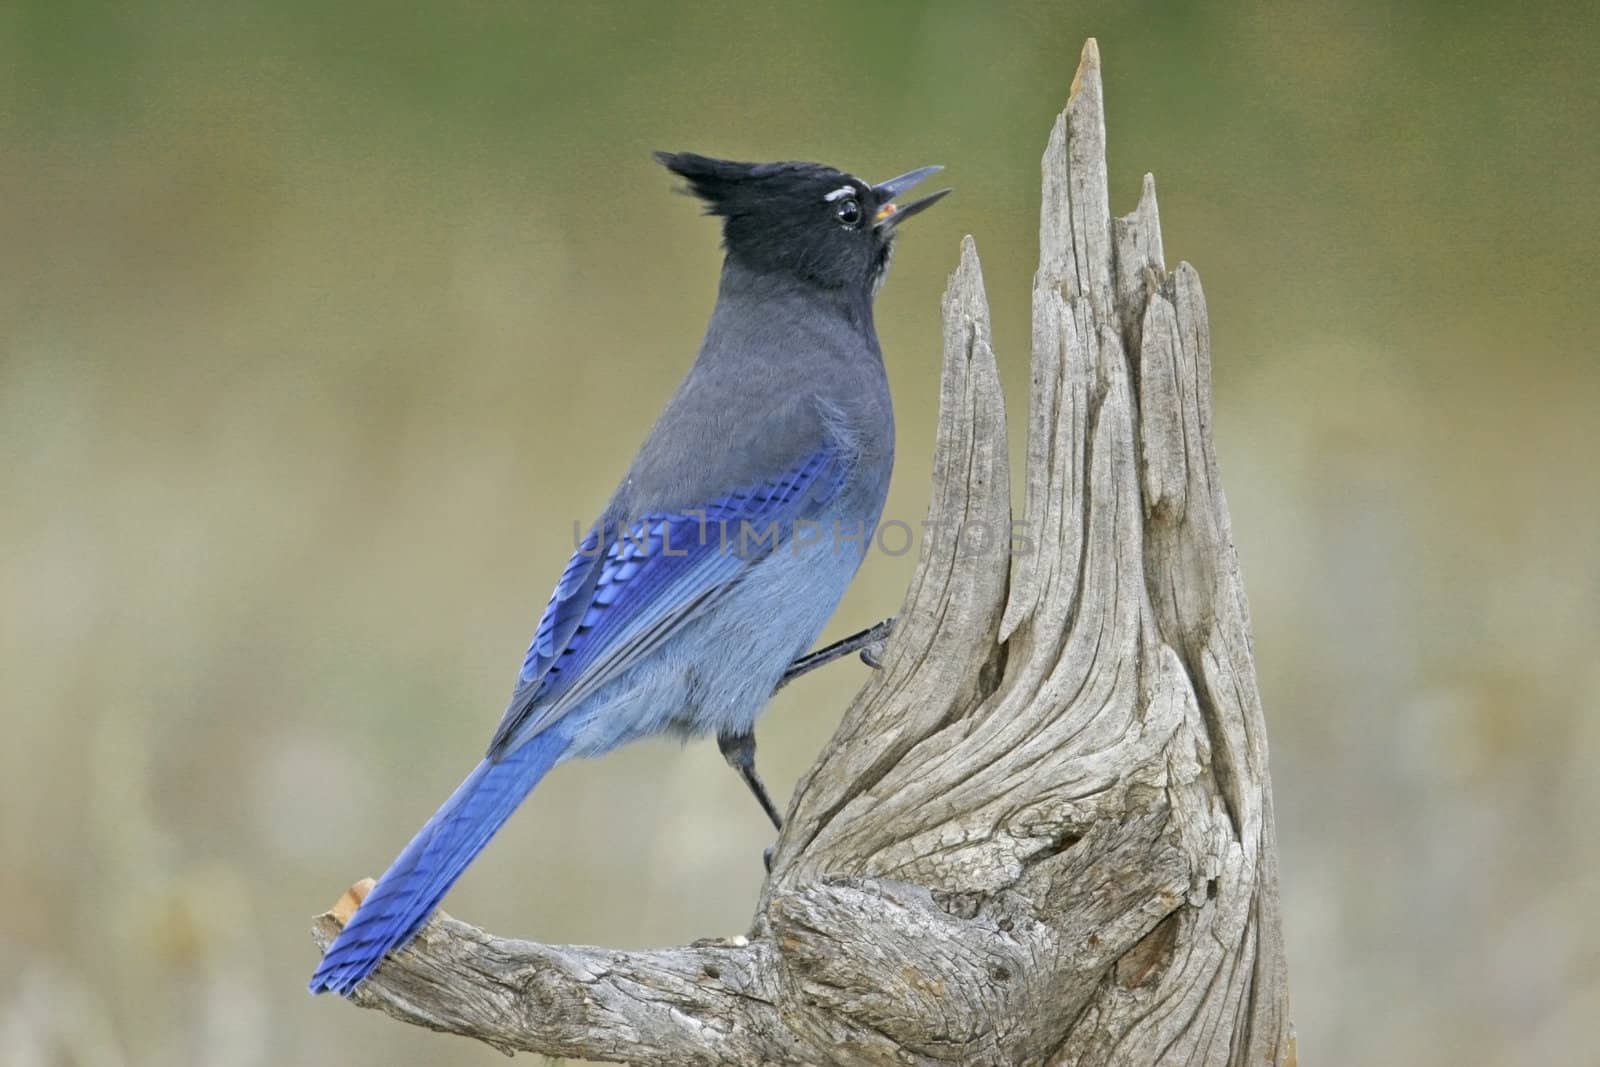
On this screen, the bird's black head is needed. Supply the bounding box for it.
[655,152,949,295]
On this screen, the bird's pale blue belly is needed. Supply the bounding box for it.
[557,508,873,759]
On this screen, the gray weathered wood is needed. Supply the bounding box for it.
[311,39,1295,1066]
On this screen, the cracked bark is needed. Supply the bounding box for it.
[311,39,1295,1066]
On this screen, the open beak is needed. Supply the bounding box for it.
[872,165,951,229]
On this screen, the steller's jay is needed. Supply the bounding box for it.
[309,152,948,995]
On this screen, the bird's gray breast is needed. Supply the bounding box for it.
[612,307,891,519]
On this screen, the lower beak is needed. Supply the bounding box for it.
[873,165,952,228]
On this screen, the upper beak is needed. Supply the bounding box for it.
[873,165,951,228]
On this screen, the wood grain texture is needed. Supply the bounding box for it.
[311,39,1295,1066]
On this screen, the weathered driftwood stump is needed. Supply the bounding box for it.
[312,40,1294,1066]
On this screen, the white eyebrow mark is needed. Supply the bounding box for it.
[824,185,856,202]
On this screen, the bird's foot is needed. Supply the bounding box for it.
[778,617,895,688]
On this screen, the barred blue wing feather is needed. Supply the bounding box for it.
[487,448,850,760]
[517,525,607,689]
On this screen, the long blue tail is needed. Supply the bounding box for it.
[308,730,568,995]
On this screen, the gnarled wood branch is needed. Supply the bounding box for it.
[311,40,1294,1066]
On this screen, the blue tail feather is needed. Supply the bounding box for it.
[308,730,568,995]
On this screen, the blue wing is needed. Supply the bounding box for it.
[486,448,849,759]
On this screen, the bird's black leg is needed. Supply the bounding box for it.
[718,730,784,832]
[777,616,895,690]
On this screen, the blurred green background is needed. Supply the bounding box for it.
[3,2,1597,1064]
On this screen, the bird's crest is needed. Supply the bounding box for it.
[655,152,854,216]
[653,150,944,291]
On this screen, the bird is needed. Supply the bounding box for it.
[308,151,949,996]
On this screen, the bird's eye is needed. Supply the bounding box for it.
[835,198,862,228]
